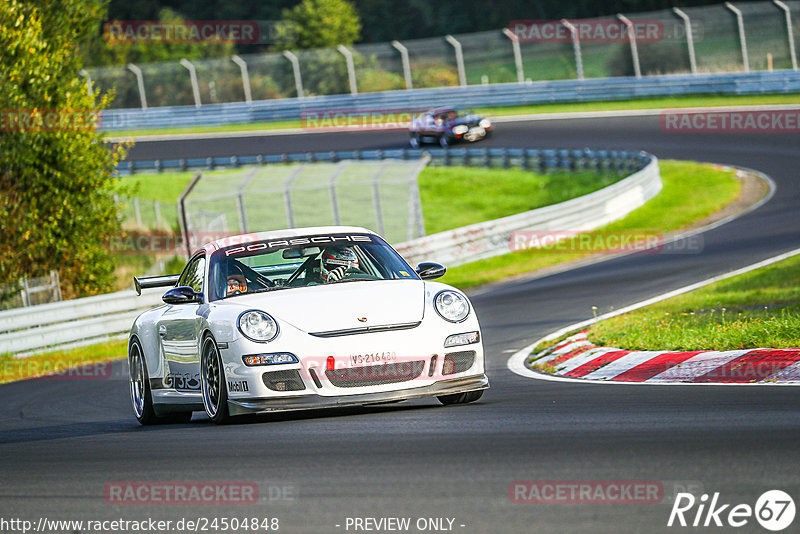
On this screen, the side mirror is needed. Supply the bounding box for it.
[416,262,446,280]
[162,286,202,305]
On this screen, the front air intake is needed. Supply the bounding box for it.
[262,370,306,391]
[442,351,476,375]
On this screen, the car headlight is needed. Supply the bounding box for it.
[434,290,470,322]
[479,118,492,128]
[237,310,279,342]
[452,125,469,135]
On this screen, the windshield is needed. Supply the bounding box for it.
[208,233,419,302]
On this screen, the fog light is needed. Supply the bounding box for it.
[444,331,479,348]
[242,353,298,366]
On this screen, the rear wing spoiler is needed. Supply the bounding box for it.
[134,274,180,295]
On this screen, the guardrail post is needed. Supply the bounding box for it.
[560,19,585,80]
[391,40,413,89]
[231,55,253,103]
[282,50,304,98]
[154,200,163,229]
[445,35,467,87]
[501,29,525,83]
[725,2,750,72]
[127,63,147,110]
[180,59,202,107]
[617,14,641,78]
[773,0,798,71]
[79,69,93,97]
[337,45,358,95]
[672,8,698,75]
[133,197,142,228]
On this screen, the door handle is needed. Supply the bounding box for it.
[158,325,167,338]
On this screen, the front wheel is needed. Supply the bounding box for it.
[201,335,231,424]
[409,133,420,148]
[439,134,450,148]
[437,389,483,406]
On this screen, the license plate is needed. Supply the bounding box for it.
[350,351,397,366]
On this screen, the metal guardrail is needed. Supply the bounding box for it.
[395,153,660,267]
[101,70,800,133]
[119,146,646,176]
[7,147,654,356]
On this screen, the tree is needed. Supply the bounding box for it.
[275,0,361,51]
[0,0,126,300]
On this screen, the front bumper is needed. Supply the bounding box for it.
[227,373,489,416]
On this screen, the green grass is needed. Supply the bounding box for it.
[418,167,623,234]
[439,160,741,289]
[0,339,127,384]
[588,253,800,351]
[104,94,800,137]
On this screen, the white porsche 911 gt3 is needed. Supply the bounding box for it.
[128,227,488,424]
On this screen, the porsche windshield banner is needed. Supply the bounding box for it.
[223,234,374,257]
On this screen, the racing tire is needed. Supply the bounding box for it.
[129,339,192,425]
[437,389,483,406]
[409,133,421,148]
[201,335,231,425]
[439,135,450,148]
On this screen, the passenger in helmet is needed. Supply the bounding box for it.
[320,246,361,283]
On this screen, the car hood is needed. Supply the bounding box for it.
[223,280,425,334]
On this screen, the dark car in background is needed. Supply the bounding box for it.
[408,108,493,148]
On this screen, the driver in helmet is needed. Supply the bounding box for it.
[321,246,360,283]
[226,273,247,296]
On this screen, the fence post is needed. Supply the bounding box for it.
[133,197,142,228]
[328,162,348,225]
[617,15,641,78]
[560,19,585,80]
[370,163,388,236]
[180,59,202,107]
[282,50,304,98]
[445,35,467,87]
[236,168,257,233]
[231,55,253,103]
[391,40,413,89]
[79,69,93,97]
[773,0,798,71]
[337,45,358,95]
[672,8,698,75]
[501,29,525,83]
[178,173,203,258]
[154,200,163,229]
[725,2,750,72]
[283,165,304,228]
[127,63,147,110]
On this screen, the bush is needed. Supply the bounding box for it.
[607,43,690,77]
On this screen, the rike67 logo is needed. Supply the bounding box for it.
[668,490,795,531]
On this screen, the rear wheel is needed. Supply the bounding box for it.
[129,339,192,425]
[437,389,483,406]
[439,134,450,148]
[201,335,231,424]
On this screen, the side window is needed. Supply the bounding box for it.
[180,255,206,293]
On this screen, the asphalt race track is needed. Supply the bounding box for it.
[2,115,799,533]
